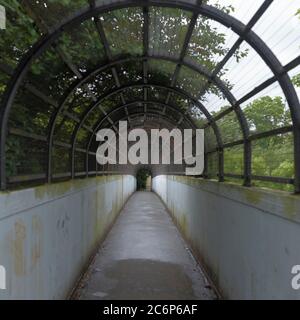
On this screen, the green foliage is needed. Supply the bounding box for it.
[0,2,295,192]
[293,74,300,87]
[244,96,291,132]
[209,96,294,191]
[136,168,151,190]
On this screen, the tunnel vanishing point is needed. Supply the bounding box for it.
[0,0,300,300]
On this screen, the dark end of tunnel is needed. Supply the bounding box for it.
[136,167,152,191]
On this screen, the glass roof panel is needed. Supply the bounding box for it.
[169,92,193,112]
[9,88,54,135]
[186,15,239,71]
[149,7,193,58]
[219,41,273,101]
[57,18,106,74]
[0,1,40,67]
[27,48,76,100]
[207,0,265,25]
[23,0,87,30]
[200,84,231,114]
[216,111,243,144]
[176,65,207,98]
[252,0,300,66]
[189,105,206,127]
[100,7,143,57]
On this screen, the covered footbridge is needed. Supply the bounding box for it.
[0,0,300,299]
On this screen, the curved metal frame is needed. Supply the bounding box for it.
[68,83,223,179]
[0,0,299,192]
[84,100,197,175]
[97,112,188,178]
[45,54,233,183]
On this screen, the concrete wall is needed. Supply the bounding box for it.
[0,175,136,299]
[153,175,300,299]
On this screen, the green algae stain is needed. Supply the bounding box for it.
[282,194,300,219]
[34,178,99,199]
[240,188,263,205]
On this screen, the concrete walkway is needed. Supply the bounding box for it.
[74,191,217,300]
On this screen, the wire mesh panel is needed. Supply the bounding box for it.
[52,145,70,175]
[252,133,294,179]
[8,88,54,135]
[224,145,244,175]
[204,126,218,152]
[76,127,91,149]
[6,135,47,179]
[206,151,218,179]
[84,108,103,129]
[74,151,86,173]
[53,116,77,144]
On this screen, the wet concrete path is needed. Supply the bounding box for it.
[74,191,217,300]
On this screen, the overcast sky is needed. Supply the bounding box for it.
[203,0,300,112]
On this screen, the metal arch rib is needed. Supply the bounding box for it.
[1,0,299,191]
[68,83,222,179]
[85,100,197,175]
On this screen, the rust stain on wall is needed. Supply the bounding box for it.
[13,219,26,276]
[31,216,42,270]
